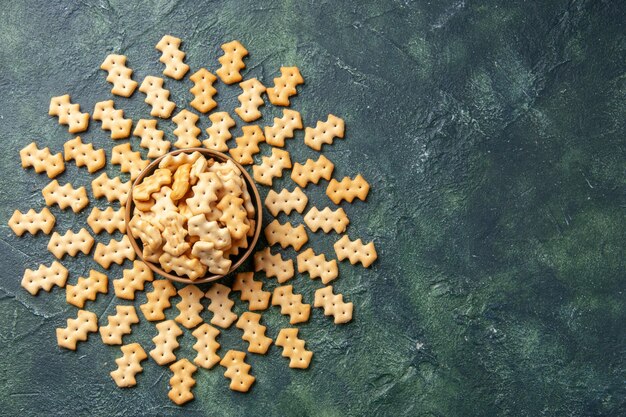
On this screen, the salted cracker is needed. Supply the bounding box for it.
[172,109,201,148]
[91,173,130,205]
[264,109,302,147]
[303,206,349,234]
[297,248,339,284]
[203,112,236,151]
[264,187,308,216]
[217,195,249,240]
[133,119,171,158]
[160,211,190,256]
[175,285,204,329]
[192,323,221,369]
[219,350,255,392]
[140,279,177,321]
[236,312,272,355]
[87,206,126,234]
[235,78,265,122]
[252,148,292,186]
[139,76,176,119]
[304,114,345,151]
[232,272,271,311]
[314,285,353,324]
[266,66,304,106]
[150,186,178,219]
[253,247,294,283]
[150,319,183,365]
[187,215,231,249]
[229,125,265,165]
[275,328,313,369]
[100,54,138,97]
[191,241,232,275]
[168,359,197,405]
[49,94,89,133]
[205,283,237,329]
[113,260,154,300]
[189,68,217,113]
[133,168,172,202]
[93,100,133,139]
[216,40,248,84]
[189,155,208,185]
[48,228,94,259]
[111,143,149,181]
[19,142,65,178]
[56,310,98,350]
[21,261,68,296]
[326,174,370,204]
[8,207,55,236]
[63,136,106,173]
[264,219,308,251]
[156,35,189,80]
[272,285,310,325]
[110,343,147,388]
[128,214,162,253]
[159,252,206,281]
[170,163,191,201]
[291,154,334,188]
[186,172,222,215]
[42,180,89,213]
[333,234,377,268]
[100,305,140,345]
[65,269,108,308]
[159,150,202,172]
[94,235,136,269]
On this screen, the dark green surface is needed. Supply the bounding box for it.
[1,1,625,416]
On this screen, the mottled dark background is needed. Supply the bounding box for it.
[1,1,625,416]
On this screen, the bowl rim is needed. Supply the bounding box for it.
[124,147,263,284]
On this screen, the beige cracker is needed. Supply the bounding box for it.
[8,207,55,236]
[159,252,206,281]
[21,261,68,296]
[232,272,271,311]
[333,234,377,268]
[93,100,133,139]
[133,168,172,201]
[150,319,183,365]
[172,109,202,148]
[217,195,249,240]
[272,285,310,325]
[253,247,294,283]
[205,283,237,329]
[63,136,106,173]
[191,241,232,276]
[186,172,222,215]
[48,228,94,259]
[133,119,171,158]
[314,285,353,324]
[264,187,308,216]
[100,305,139,345]
[252,147,292,186]
[297,248,339,284]
[304,114,345,151]
[275,328,313,369]
[93,235,136,269]
[160,211,190,257]
[168,358,197,405]
[170,163,191,201]
[203,112,236,151]
[159,150,202,172]
[100,54,138,97]
[87,206,126,234]
[66,269,108,308]
[175,285,205,329]
[187,215,231,249]
[236,312,272,355]
[20,142,65,178]
[235,78,265,122]
[113,260,154,300]
[56,309,98,350]
[229,125,265,165]
[326,174,370,204]
[264,109,302,147]
[156,35,189,80]
[139,76,176,118]
[192,323,221,369]
[189,68,217,113]
[49,94,89,133]
[266,66,304,106]
[291,154,334,188]
[128,214,162,253]
[91,173,130,205]
[42,180,89,213]
[303,206,349,234]
[111,143,149,181]
[219,350,255,392]
[264,219,308,251]
[110,343,147,388]
[141,279,177,321]
[216,40,248,84]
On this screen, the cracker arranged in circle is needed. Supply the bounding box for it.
[266,66,304,107]
[100,305,139,345]
[110,343,147,388]
[314,285,353,324]
[141,279,177,321]
[63,136,106,173]
[8,207,55,236]
[48,228,94,259]
[100,54,138,97]
[326,174,370,204]
[93,100,133,139]
[303,206,349,234]
[275,328,313,369]
[216,40,248,85]
[253,148,292,186]
[113,260,154,301]
[219,350,255,392]
[291,154,334,188]
[236,312,272,355]
[20,142,65,178]
[272,285,311,325]
[87,206,126,234]
[296,247,339,284]
[203,112,236,151]
[192,323,221,369]
[172,109,201,149]
[93,235,136,269]
[264,187,308,216]
[156,35,189,80]
[205,283,238,328]
[56,310,98,351]
[229,125,265,165]
[264,219,308,251]
[235,78,265,122]
[333,235,377,268]
[91,173,130,205]
[21,261,68,296]
[168,358,197,405]
[66,269,108,308]
[49,94,89,133]
[232,272,271,311]
[254,247,294,283]
[189,68,217,113]
[304,114,345,151]
[264,109,302,147]
[150,319,183,365]
[42,180,89,213]
[139,75,176,119]
[175,285,204,329]
[134,119,171,158]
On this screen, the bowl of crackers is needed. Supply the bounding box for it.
[125,148,262,283]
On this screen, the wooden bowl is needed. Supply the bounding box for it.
[125,148,262,284]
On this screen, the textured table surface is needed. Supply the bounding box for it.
[1,1,625,416]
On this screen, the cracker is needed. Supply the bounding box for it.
[252,148,292,186]
[216,40,248,84]
[223,234,249,258]
[93,100,133,139]
[111,143,149,181]
[203,112,236,151]
[133,168,172,201]
[21,261,68,296]
[142,245,164,264]
[217,195,249,240]
[303,206,349,234]
[326,174,370,204]
[291,155,334,188]
[42,180,89,213]
[271,285,310,325]
[100,54,138,97]
[266,66,304,106]
[333,234,377,268]
[172,109,202,148]
[114,260,154,300]
[139,76,176,119]
[91,173,130,205]
[192,323,221,369]
[170,163,191,201]
[63,136,106,173]
[264,219,308,251]
[186,172,222,215]
[187,215,231,249]
[65,269,108,308]
[168,359,197,405]
[150,186,178,218]
[156,35,189,80]
[8,207,55,236]
[48,228,94,259]
[236,312,272,355]
[235,78,266,122]
[189,155,208,185]
[297,248,339,284]
[100,305,139,345]
[160,211,190,256]
[205,283,237,328]
[110,343,147,388]
[253,247,294,283]
[56,310,98,350]
[219,350,255,392]
[189,68,217,113]
[150,319,183,365]
[141,279,177,321]
[191,241,232,275]
[229,125,265,165]
[133,119,171,158]
[87,206,126,234]
[242,186,255,218]
[94,235,136,269]
[264,109,302,147]
[275,328,313,369]
[232,272,271,311]
[304,114,345,151]
[19,142,65,178]
[314,285,353,324]
[264,187,308,216]
[49,94,89,133]
[128,214,163,252]
[159,150,202,172]
[159,252,206,281]
[175,285,204,329]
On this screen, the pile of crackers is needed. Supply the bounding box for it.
[10,35,377,404]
